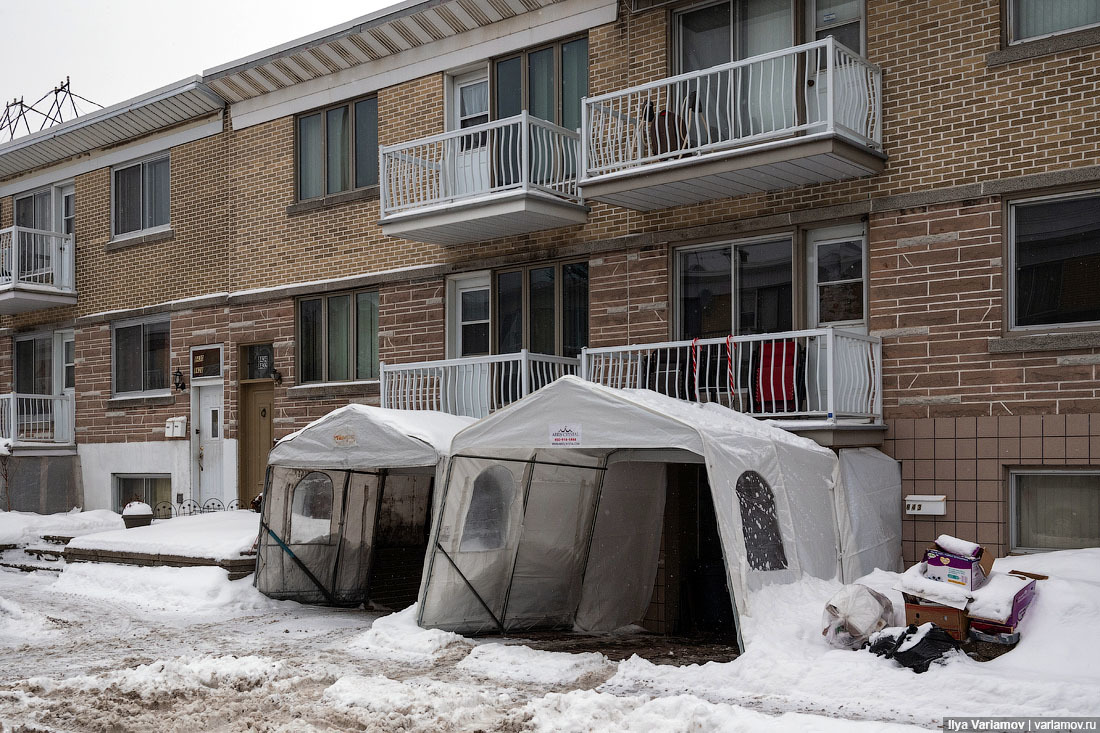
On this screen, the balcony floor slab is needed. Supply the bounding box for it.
[0,288,78,315]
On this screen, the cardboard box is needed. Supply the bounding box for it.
[921,542,992,591]
[903,597,969,641]
[968,571,1042,635]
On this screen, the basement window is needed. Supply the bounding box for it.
[1008,0,1100,43]
[1012,471,1100,551]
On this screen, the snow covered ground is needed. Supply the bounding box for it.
[0,547,1097,731]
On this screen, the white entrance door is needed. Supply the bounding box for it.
[55,331,74,443]
[193,384,224,505]
[450,72,490,198]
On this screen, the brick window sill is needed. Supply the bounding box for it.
[107,394,177,409]
[105,228,175,252]
[286,186,379,216]
[287,380,380,399]
[989,331,1100,354]
[986,26,1100,67]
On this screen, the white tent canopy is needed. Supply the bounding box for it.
[418,376,896,641]
[257,405,475,606]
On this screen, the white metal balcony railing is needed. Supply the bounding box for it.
[580,328,882,422]
[582,37,882,180]
[0,226,75,292]
[380,350,580,419]
[380,111,582,217]
[0,393,74,445]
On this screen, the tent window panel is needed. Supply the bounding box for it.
[290,471,335,544]
[735,470,788,571]
[460,465,516,551]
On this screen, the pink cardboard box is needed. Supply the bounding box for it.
[922,543,990,591]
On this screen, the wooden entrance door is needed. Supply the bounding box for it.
[239,381,274,505]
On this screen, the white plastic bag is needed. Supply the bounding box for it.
[822,584,895,650]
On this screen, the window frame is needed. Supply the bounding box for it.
[296,289,380,385]
[1009,469,1100,553]
[111,315,171,398]
[110,152,171,240]
[1005,188,1100,333]
[808,227,868,329]
[490,34,588,129]
[1005,0,1100,45]
[492,258,589,357]
[114,473,172,514]
[295,95,379,202]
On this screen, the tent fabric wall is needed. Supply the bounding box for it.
[418,376,845,638]
[835,447,903,579]
[255,407,474,606]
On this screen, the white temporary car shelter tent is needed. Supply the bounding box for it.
[256,405,474,606]
[417,376,900,642]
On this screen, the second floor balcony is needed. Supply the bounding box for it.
[580,38,885,211]
[379,112,588,246]
[380,328,881,430]
[0,226,77,314]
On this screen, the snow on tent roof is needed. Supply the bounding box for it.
[268,404,475,470]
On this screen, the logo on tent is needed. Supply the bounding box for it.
[332,432,358,448]
[549,424,582,446]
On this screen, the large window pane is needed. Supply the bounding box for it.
[528,47,555,123]
[15,339,48,394]
[817,240,864,324]
[1012,0,1100,41]
[326,106,351,194]
[143,157,170,229]
[327,294,351,382]
[497,271,524,354]
[1016,473,1100,550]
[300,298,324,383]
[495,57,523,119]
[677,3,731,72]
[738,239,793,334]
[298,114,323,199]
[529,267,556,355]
[1014,194,1100,327]
[561,38,588,133]
[114,325,143,393]
[143,320,169,391]
[562,263,589,358]
[354,98,379,189]
[356,291,379,380]
[113,165,142,235]
[680,247,732,339]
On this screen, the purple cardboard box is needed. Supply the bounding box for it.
[969,572,1041,634]
[922,545,990,591]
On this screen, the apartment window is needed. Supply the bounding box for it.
[813,236,866,326]
[496,261,589,357]
[678,237,793,339]
[811,0,864,53]
[1013,471,1100,551]
[113,155,169,237]
[494,36,588,131]
[115,474,172,513]
[113,317,170,395]
[675,1,794,73]
[1009,191,1100,329]
[1009,0,1100,43]
[14,189,51,230]
[15,335,52,395]
[298,290,379,383]
[297,96,378,201]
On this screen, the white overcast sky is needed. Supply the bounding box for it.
[0,1,396,128]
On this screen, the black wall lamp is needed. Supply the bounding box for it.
[271,368,283,387]
[173,369,187,392]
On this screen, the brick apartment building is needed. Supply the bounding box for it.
[0,0,1097,630]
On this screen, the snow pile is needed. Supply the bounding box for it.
[893,563,971,609]
[52,564,278,615]
[67,510,258,560]
[994,547,1100,583]
[599,555,1100,726]
[0,594,55,643]
[967,572,1032,623]
[0,509,123,546]
[122,501,153,516]
[324,674,513,730]
[347,605,466,664]
[457,643,612,685]
[526,690,926,732]
[26,655,284,699]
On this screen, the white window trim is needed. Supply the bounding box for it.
[1009,469,1100,553]
[1006,188,1100,332]
[446,66,489,132]
[111,314,172,398]
[1007,1,1100,45]
[189,343,224,386]
[446,271,491,359]
[110,152,171,242]
[810,0,866,55]
[806,223,868,330]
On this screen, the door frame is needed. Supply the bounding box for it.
[238,342,278,505]
[189,344,225,505]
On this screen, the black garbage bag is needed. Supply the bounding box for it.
[868,623,959,673]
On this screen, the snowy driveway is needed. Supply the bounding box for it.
[2,549,1099,732]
